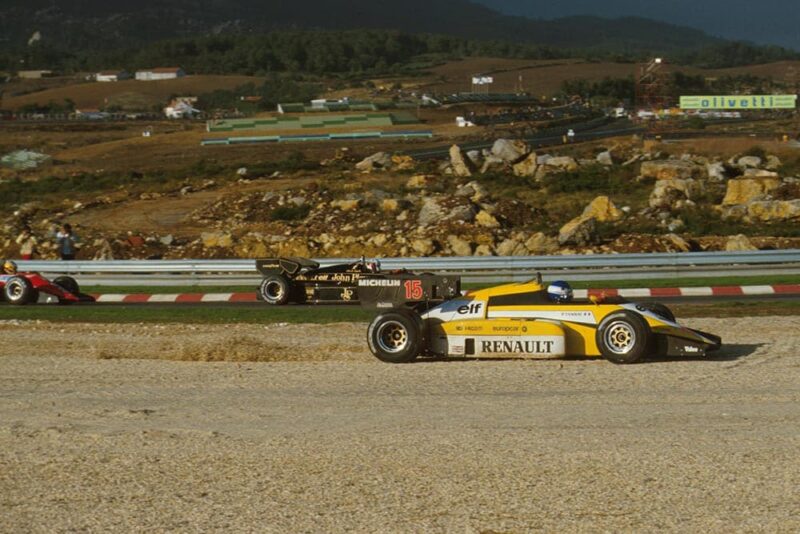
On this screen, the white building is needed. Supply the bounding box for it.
[96,70,130,82]
[135,67,186,81]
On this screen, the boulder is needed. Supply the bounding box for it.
[381,198,409,213]
[706,162,727,182]
[418,197,446,226]
[725,234,758,251]
[495,238,527,257]
[449,145,473,177]
[596,151,614,166]
[475,210,500,228]
[581,196,624,222]
[524,232,559,254]
[746,200,800,222]
[491,139,530,163]
[480,155,507,174]
[665,233,691,252]
[474,244,494,256]
[743,169,779,179]
[446,235,473,256]
[446,204,478,223]
[722,177,781,206]
[544,156,579,172]
[558,216,597,246]
[410,238,436,256]
[455,181,489,202]
[640,160,703,181]
[649,179,704,210]
[201,232,234,248]
[512,152,538,177]
[390,154,415,171]
[330,199,361,212]
[765,155,782,171]
[465,150,483,167]
[355,152,392,172]
[736,155,762,169]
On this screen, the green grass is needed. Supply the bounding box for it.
[0,305,373,325]
[80,275,799,296]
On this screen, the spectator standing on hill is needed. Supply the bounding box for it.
[55,223,79,260]
[15,225,37,260]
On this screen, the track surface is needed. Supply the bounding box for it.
[1,316,799,532]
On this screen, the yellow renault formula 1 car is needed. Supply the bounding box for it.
[361,274,721,364]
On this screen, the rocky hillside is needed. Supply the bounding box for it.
[2,139,799,261]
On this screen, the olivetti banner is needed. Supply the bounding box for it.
[680,95,797,110]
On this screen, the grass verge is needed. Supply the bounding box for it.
[79,275,800,295]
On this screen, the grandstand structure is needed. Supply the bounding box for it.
[207,112,419,133]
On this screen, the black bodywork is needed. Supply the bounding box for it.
[256,257,461,306]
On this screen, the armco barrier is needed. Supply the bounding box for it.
[16,250,800,286]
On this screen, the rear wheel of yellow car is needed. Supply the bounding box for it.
[367,310,423,364]
[596,311,650,364]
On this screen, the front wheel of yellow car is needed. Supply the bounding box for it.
[596,311,650,364]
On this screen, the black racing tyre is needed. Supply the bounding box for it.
[367,310,423,364]
[259,274,291,305]
[596,311,651,364]
[53,276,80,295]
[4,276,37,305]
[640,302,676,323]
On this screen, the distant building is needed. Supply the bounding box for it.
[18,70,54,79]
[96,70,130,82]
[135,67,186,81]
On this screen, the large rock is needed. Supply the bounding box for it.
[330,199,361,212]
[491,139,530,163]
[596,151,614,166]
[417,197,446,226]
[455,181,489,202]
[480,155,507,174]
[736,155,762,169]
[475,210,500,228]
[495,238,527,257]
[406,174,433,189]
[706,162,727,182]
[355,152,392,172]
[725,234,758,251]
[410,238,436,256]
[544,156,579,172]
[446,235,472,256]
[665,233,691,253]
[201,232,234,248]
[765,155,782,171]
[649,179,704,210]
[512,152,538,177]
[524,232,559,254]
[558,216,597,246]
[743,169,779,179]
[581,196,624,222]
[640,160,703,181]
[722,177,781,206]
[746,200,800,222]
[446,204,478,223]
[391,154,415,171]
[449,145,473,177]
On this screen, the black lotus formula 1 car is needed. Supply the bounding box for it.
[256,257,461,306]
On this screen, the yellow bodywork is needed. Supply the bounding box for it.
[425,280,706,358]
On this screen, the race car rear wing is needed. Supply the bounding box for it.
[358,273,461,310]
[256,257,320,276]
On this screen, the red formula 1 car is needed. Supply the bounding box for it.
[0,262,95,305]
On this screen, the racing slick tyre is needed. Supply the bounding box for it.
[53,276,80,295]
[259,275,291,305]
[4,276,38,305]
[596,311,651,364]
[640,302,676,323]
[367,310,423,364]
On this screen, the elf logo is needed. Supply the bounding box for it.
[457,302,484,316]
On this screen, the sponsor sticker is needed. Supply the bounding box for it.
[358,279,401,287]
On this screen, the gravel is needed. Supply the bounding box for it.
[1,316,799,532]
